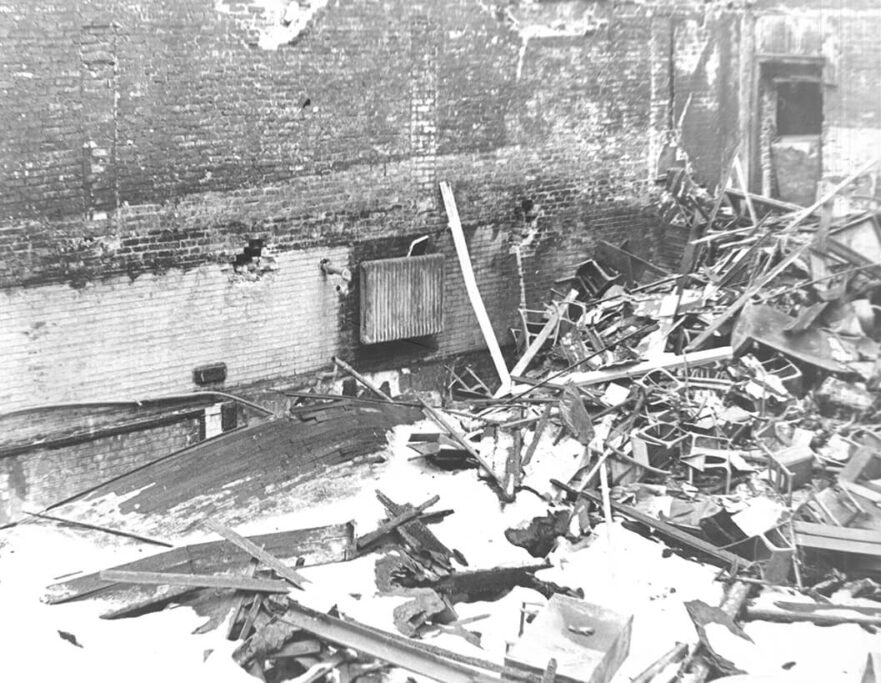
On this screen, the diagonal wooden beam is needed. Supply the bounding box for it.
[440,181,511,394]
[204,518,308,589]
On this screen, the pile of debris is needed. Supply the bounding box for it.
[31,166,881,683]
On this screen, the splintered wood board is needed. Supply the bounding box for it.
[46,522,355,604]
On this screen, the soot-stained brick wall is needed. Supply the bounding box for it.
[1,0,737,414]
[0,400,225,522]
[0,419,200,524]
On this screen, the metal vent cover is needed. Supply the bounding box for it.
[359,254,445,344]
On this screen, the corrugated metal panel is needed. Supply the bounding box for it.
[360,254,445,344]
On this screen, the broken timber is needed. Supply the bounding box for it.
[278,601,535,683]
[686,244,810,351]
[745,601,881,627]
[46,522,354,604]
[724,188,804,214]
[332,356,393,402]
[203,518,308,588]
[551,480,745,569]
[538,347,733,388]
[417,396,504,491]
[100,585,197,620]
[356,493,440,551]
[793,521,881,557]
[98,570,292,593]
[377,489,463,568]
[504,289,579,389]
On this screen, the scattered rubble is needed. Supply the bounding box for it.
[3,167,881,682]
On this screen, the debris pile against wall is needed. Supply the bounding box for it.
[11,159,881,682]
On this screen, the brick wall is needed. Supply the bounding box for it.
[0,0,737,418]
[0,418,200,524]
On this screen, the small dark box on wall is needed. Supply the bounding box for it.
[193,362,227,386]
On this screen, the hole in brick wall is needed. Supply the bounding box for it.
[517,197,543,249]
[228,237,278,281]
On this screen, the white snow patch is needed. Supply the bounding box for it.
[4,417,871,682]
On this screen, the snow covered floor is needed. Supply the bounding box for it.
[1,420,877,682]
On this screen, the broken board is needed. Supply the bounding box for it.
[45,522,355,604]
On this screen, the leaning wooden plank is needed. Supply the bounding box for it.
[99,570,292,592]
[551,479,744,569]
[204,518,307,589]
[332,356,393,402]
[356,494,440,551]
[686,244,810,351]
[47,522,354,604]
[418,396,503,490]
[440,181,511,393]
[505,290,578,383]
[541,347,733,389]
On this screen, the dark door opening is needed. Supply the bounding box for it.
[756,59,824,206]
